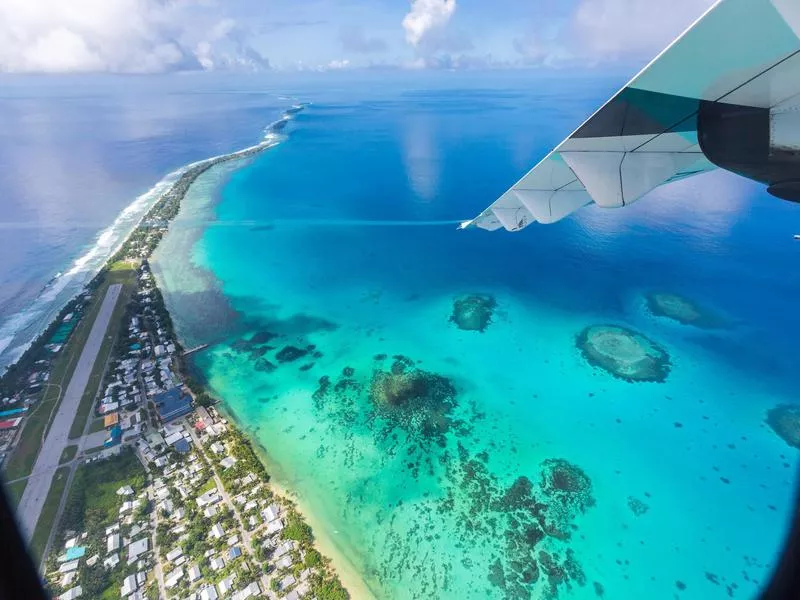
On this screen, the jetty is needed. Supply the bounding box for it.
[182,344,208,357]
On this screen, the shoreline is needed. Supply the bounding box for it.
[2,101,364,599]
[214,402,378,600]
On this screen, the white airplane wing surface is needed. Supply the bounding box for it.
[462,0,800,232]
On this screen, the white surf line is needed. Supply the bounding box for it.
[17,284,122,542]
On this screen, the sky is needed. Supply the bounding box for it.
[0,0,716,74]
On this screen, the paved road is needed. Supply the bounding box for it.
[18,284,122,541]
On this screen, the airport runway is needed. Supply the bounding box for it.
[17,283,122,541]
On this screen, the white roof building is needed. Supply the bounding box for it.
[164,567,184,589]
[59,586,82,600]
[220,456,237,469]
[199,586,219,600]
[218,576,235,596]
[165,547,183,562]
[210,523,225,539]
[121,574,138,597]
[103,553,120,569]
[263,503,280,522]
[58,560,80,574]
[107,533,120,553]
[127,537,148,563]
[188,564,202,582]
[210,556,225,571]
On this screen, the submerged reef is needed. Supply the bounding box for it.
[447,448,594,599]
[450,294,497,332]
[627,496,650,516]
[577,325,671,383]
[766,404,800,449]
[368,356,458,445]
[646,292,724,328]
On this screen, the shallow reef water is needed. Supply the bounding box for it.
[152,79,800,600]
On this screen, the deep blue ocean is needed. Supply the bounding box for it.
[2,71,798,599]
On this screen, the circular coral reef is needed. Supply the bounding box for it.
[540,458,595,518]
[450,294,497,332]
[368,356,457,443]
[646,292,724,328]
[766,404,800,449]
[577,325,671,383]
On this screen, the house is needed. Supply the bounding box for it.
[210,523,225,539]
[59,586,83,600]
[164,567,184,589]
[117,485,134,496]
[165,547,183,563]
[228,546,242,560]
[197,489,220,507]
[127,537,148,562]
[220,456,237,469]
[209,556,225,571]
[103,553,120,568]
[263,503,280,522]
[188,564,202,583]
[285,591,300,600]
[277,555,292,569]
[210,442,225,454]
[107,533,120,553]
[199,586,219,600]
[121,574,138,597]
[58,560,80,574]
[153,387,192,422]
[231,582,260,600]
[281,574,297,589]
[218,576,235,596]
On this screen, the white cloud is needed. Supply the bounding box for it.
[573,0,715,60]
[402,0,457,47]
[0,0,268,73]
[515,0,714,67]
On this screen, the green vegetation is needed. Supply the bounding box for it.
[283,513,314,545]
[60,448,145,533]
[6,478,27,508]
[59,445,78,464]
[68,264,138,439]
[88,418,106,434]
[30,466,70,563]
[311,573,350,600]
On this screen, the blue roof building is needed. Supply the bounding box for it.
[104,425,122,447]
[228,546,242,560]
[154,387,193,423]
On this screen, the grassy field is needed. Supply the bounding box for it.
[88,418,107,434]
[59,445,78,465]
[68,262,138,440]
[3,264,135,481]
[30,465,70,563]
[6,478,27,508]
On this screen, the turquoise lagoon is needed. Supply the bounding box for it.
[152,75,799,600]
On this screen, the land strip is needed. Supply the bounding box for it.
[17,284,122,540]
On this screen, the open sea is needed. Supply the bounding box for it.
[4,71,800,599]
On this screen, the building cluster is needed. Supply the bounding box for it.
[94,261,192,450]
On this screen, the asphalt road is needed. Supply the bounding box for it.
[17,284,122,541]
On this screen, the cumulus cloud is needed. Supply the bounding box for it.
[339,25,387,54]
[515,0,714,67]
[402,0,457,47]
[0,0,268,73]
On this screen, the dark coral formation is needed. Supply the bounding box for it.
[576,325,671,383]
[276,345,309,363]
[445,448,593,599]
[627,496,649,516]
[368,356,458,445]
[646,292,725,328]
[766,404,800,449]
[306,359,595,600]
[450,294,497,332]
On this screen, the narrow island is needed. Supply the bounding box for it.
[0,105,351,600]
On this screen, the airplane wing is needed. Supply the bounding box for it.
[462,0,800,232]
